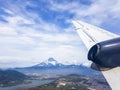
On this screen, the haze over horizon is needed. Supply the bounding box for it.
[0,0,120,68]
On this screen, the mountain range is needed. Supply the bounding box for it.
[15,58,102,76]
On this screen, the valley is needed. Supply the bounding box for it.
[27,74,111,90]
[0,58,111,90]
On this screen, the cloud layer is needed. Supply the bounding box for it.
[0,0,120,68]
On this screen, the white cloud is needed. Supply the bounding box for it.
[2,0,120,68]
[0,9,85,68]
[49,1,80,12]
[6,16,34,25]
[49,0,120,26]
[2,8,14,15]
[0,22,18,36]
[0,56,37,68]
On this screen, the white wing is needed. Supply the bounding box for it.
[72,20,120,90]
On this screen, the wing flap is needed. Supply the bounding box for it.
[103,67,120,90]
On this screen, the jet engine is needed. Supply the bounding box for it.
[88,37,120,69]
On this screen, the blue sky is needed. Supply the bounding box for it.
[0,0,120,68]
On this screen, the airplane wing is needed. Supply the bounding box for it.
[72,20,120,90]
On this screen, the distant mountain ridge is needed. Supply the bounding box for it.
[31,57,90,68]
[15,58,101,76]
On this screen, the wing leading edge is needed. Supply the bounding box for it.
[72,20,120,90]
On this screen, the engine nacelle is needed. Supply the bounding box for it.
[88,37,120,68]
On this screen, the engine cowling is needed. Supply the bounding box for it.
[88,37,120,68]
